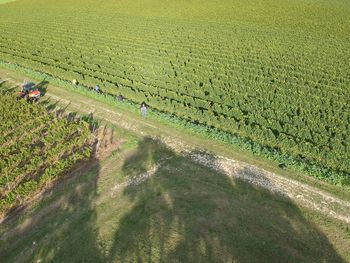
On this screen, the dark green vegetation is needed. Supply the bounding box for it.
[1,137,349,262]
[0,82,93,216]
[0,0,349,181]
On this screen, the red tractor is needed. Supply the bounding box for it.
[18,82,41,102]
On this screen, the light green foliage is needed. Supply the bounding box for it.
[0,0,15,4]
[0,91,93,215]
[0,0,349,175]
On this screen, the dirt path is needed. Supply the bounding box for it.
[2,77,350,224]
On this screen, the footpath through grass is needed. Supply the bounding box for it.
[0,135,349,262]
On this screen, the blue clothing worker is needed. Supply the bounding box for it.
[140,102,147,117]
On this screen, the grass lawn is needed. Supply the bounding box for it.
[0,134,349,262]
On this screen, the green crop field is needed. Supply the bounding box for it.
[0,83,93,216]
[0,0,349,180]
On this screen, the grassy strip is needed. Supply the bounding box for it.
[1,61,349,189]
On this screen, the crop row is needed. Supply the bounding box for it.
[0,8,349,175]
[0,92,93,215]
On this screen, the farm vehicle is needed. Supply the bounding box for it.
[18,82,41,102]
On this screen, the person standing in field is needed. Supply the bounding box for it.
[140,102,147,117]
[95,85,100,93]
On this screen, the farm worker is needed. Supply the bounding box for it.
[117,94,124,101]
[21,79,27,91]
[140,102,147,117]
[23,82,30,94]
[95,85,100,92]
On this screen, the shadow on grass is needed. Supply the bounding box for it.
[40,97,60,111]
[36,79,49,96]
[107,137,345,263]
[0,80,19,93]
[0,137,346,263]
[40,98,72,118]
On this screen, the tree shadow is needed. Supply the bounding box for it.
[0,136,346,263]
[107,137,346,263]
